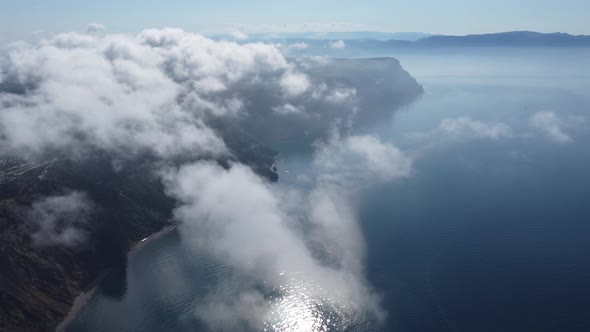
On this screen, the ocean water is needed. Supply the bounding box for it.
[68,49,590,332]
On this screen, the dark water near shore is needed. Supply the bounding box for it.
[68,49,590,331]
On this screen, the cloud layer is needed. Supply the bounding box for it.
[530,111,572,143]
[0,28,290,158]
[0,28,423,330]
[1,29,421,160]
[0,29,246,158]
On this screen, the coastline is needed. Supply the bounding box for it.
[54,222,180,332]
[130,222,179,255]
[55,271,107,332]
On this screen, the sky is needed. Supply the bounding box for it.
[0,0,589,42]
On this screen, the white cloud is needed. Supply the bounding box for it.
[325,87,357,104]
[438,117,513,139]
[161,134,410,329]
[191,76,227,93]
[306,135,411,280]
[408,117,513,144]
[272,103,305,115]
[0,29,423,329]
[230,30,249,40]
[313,135,412,187]
[287,42,309,50]
[0,29,300,158]
[161,162,320,279]
[86,23,106,34]
[530,111,572,143]
[330,40,346,49]
[279,70,310,97]
[1,35,421,160]
[28,192,93,247]
[138,28,287,85]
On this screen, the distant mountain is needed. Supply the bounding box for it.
[212,31,431,42]
[218,31,590,48]
[414,31,590,47]
[257,31,590,58]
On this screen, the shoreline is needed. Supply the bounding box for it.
[54,271,107,332]
[130,222,179,255]
[54,222,180,332]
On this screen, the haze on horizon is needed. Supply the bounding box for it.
[1,0,589,43]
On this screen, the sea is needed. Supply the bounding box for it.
[67,47,590,332]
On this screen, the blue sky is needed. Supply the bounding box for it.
[1,0,589,41]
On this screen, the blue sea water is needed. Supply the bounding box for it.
[68,49,590,332]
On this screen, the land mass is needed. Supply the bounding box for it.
[0,137,277,332]
[414,31,590,47]
[254,31,590,58]
[0,57,423,331]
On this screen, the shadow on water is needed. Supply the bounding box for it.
[98,259,128,301]
[92,214,131,301]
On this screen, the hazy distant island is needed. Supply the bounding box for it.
[414,31,590,47]
[241,31,590,58]
[231,31,590,46]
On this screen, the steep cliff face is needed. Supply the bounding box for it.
[229,57,424,144]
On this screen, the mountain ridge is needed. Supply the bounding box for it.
[413,31,590,46]
[240,31,590,51]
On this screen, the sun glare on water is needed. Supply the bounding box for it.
[262,273,370,332]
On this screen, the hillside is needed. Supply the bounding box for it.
[0,136,277,331]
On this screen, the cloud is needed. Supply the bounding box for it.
[1,33,421,159]
[0,28,296,158]
[325,87,357,104]
[1,28,423,329]
[87,23,106,34]
[530,111,572,143]
[306,135,411,278]
[330,40,346,49]
[408,117,513,145]
[287,42,309,50]
[438,117,513,139]
[161,161,320,279]
[27,192,93,247]
[230,30,249,40]
[279,70,311,97]
[402,117,515,158]
[313,135,412,187]
[272,103,305,115]
[161,134,411,330]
